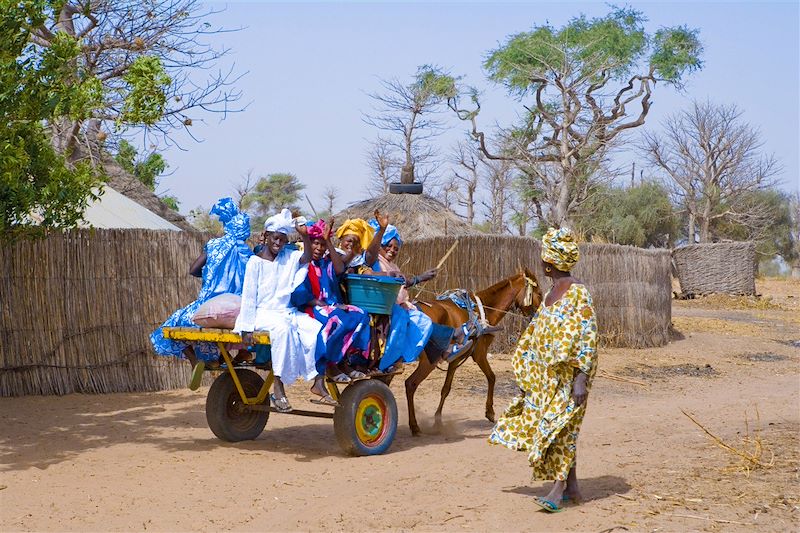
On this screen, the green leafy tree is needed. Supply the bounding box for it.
[365,65,459,186]
[240,173,306,230]
[188,206,223,234]
[114,140,167,191]
[450,7,703,226]
[0,2,103,236]
[573,181,677,247]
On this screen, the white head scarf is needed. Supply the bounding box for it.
[264,208,295,235]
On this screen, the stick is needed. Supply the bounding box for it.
[435,239,460,270]
[304,194,319,217]
[667,513,748,525]
[598,370,647,387]
[680,409,773,468]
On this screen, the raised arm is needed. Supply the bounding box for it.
[323,218,346,275]
[364,209,388,267]
[296,222,313,265]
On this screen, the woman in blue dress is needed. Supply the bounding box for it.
[291,219,371,387]
[150,197,252,386]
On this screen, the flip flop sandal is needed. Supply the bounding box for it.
[328,372,351,383]
[310,394,341,407]
[348,370,368,380]
[188,361,205,391]
[533,497,563,513]
[270,393,293,413]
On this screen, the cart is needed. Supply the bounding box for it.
[162,326,399,456]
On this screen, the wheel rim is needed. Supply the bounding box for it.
[355,393,388,446]
[226,390,260,430]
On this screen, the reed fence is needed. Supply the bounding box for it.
[401,236,672,352]
[0,229,210,396]
[672,242,756,297]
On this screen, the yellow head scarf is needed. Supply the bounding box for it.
[335,218,374,251]
[541,227,580,272]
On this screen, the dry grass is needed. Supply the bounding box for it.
[671,316,770,337]
[674,293,785,311]
[681,408,775,476]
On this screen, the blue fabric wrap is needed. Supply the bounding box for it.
[368,219,403,247]
[150,211,253,362]
[210,197,238,224]
[379,304,432,370]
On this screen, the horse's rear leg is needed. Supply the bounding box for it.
[433,361,460,430]
[473,349,496,422]
[404,354,436,436]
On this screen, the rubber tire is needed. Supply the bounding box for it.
[206,369,269,442]
[333,379,398,456]
[388,182,423,194]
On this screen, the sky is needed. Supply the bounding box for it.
[153,1,800,218]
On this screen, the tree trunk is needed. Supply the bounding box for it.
[400,164,414,184]
[687,212,696,245]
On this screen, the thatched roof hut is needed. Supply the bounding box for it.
[672,242,756,297]
[334,193,481,238]
[102,158,196,232]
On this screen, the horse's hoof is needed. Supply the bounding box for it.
[486,412,496,423]
[411,429,422,437]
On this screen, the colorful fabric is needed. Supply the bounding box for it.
[264,208,295,235]
[488,283,598,481]
[307,219,327,240]
[335,219,374,251]
[541,227,580,272]
[150,202,253,362]
[290,258,371,373]
[368,219,402,247]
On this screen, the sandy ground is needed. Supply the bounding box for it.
[1,279,798,532]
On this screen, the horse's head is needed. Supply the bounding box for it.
[513,267,543,315]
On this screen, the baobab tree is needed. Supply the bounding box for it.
[641,101,780,243]
[450,7,703,226]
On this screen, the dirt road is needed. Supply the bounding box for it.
[1,280,798,532]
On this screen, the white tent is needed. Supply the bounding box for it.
[78,187,181,230]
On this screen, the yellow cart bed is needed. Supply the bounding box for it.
[162,326,398,456]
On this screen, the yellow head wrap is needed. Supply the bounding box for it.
[335,218,375,251]
[541,227,580,272]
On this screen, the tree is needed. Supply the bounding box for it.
[114,140,167,191]
[365,65,458,186]
[188,206,222,234]
[450,139,481,224]
[450,7,703,226]
[641,101,781,243]
[481,159,516,234]
[1,2,102,235]
[23,0,242,160]
[572,181,677,247]
[321,186,339,220]
[240,173,305,230]
[365,136,399,196]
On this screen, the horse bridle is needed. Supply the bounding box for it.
[521,273,538,308]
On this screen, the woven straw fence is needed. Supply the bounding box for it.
[672,242,756,296]
[400,236,672,351]
[0,229,212,397]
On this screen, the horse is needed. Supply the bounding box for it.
[404,268,543,436]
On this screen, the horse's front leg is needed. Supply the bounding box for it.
[405,353,436,436]
[433,360,460,431]
[472,344,496,422]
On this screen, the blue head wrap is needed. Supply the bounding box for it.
[225,212,251,241]
[210,197,239,225]
[368,218,403,247]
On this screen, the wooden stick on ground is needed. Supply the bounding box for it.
[667,513,749,525]
[435,239,460,270]
[598,369,647,387]
[680,409,774,468]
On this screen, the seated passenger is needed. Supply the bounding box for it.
[290,219,371,386]
[334,215,384,273]
[150,197,252,389]
[365,214,473,372]
[233,209,331,412]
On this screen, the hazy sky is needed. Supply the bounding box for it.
[154,1,800,218]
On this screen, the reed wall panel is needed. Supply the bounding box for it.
[672,242,756,296]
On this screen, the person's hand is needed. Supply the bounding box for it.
[323,218,334,240]
[295,222,308,236]
[416,268,439,283]
[335,303,349,311]
[571,372,588,406]
[374,209,389,229]
[240,332,254,346]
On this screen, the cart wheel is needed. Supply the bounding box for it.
[333,379,397,456]
[206,369,268,442]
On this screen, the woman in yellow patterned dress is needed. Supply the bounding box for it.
[489,227,598,513]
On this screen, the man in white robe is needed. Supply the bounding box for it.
[234,209,332,411]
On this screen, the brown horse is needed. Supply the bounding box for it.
[404,268,543,436]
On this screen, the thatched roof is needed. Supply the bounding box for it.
[334,193,481,238]
[102,158,196,232]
